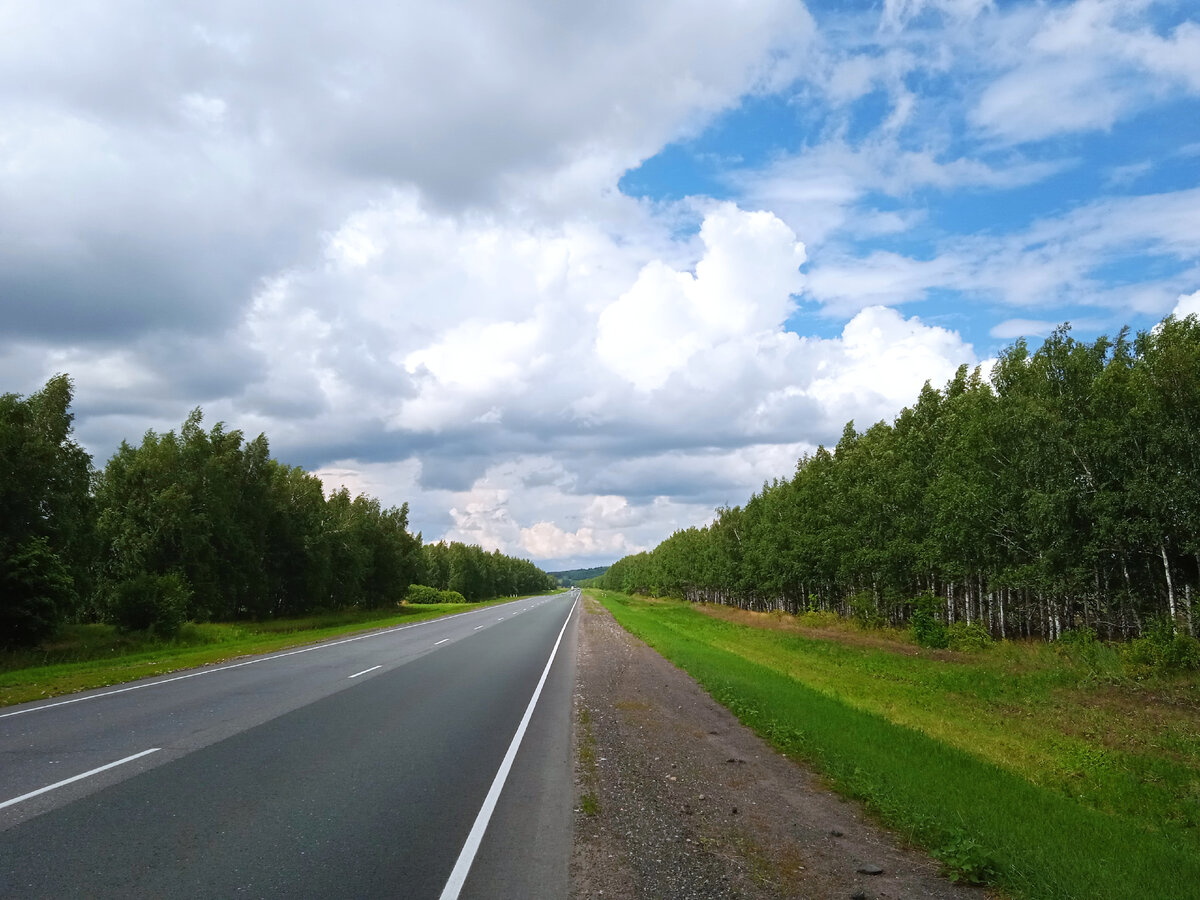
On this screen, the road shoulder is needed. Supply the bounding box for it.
[570,595,986,899]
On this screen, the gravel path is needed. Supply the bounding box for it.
[569,595,988,900]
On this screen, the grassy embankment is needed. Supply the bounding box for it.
[0,598,527,707]
[591,590,1200,900]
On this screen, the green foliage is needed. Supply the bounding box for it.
[0,538,74,649]
[420,540,555,602]
[404,584,469,605]
[109,572,190,637]
[935,832,1000,885]
[405,584,444,604]
[1124,618,1200,673]
[0,382,555,649]
[847,590,885,629]
[909,591,949,649]
[550,565,609,587]
[796,609,842,628]
[596,319,1200,647]
[0,376,93,644]
[946,621,993,652]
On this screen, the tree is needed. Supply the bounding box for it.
[0,375,94,646]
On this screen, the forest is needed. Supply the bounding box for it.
[0,378,555,648]
[593,317,1200,644]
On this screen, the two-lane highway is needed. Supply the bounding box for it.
[0,589,579,899]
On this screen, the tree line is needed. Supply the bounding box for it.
[0,379,555,647]
[591,317,1200,641]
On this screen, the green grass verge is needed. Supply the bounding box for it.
[593,590,1200,900]
[0,599,518,707]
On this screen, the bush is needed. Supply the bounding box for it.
[0,537,74,648]
[405,584,444,604]
[848,591,886,629]
[1055,627,1125,683]
[109,572,190,637]
[947,621,993,652]
[1124,618,1200,673]
[404,585,469,605]
[909,591,949,649]
[797,609,843,628]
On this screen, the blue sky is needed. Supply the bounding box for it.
[624,0,1200,354]
[1,0,1198,567]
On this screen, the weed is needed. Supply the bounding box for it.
[935,832,999,885]
[946,621,993,652]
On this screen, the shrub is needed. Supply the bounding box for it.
[404,584,444,605]
[1124,618,1200,673]
[1054,626,1125,683]
[947,621,993,652]
[909,591,949,649]
[438,589,467,604]
[848,591,886,629]
[0,537,74,649]
[797,609,843,628]
[109,572,189,637]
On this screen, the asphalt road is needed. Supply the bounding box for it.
[0,589,580,899]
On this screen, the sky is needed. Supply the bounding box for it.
[2,0,1199,570]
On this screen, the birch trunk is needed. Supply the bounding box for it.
[1161,543,1177,623]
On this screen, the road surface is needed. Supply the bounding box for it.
[0,590,579,899]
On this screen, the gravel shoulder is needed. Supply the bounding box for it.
[570,595,990,900]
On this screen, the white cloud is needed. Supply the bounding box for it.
[990,318,1057,339]
[594,204,806,390]
[803,187,1200,319]
[734,139,1064,246]
[970,0,1200,143]
[1174,290,1200,319]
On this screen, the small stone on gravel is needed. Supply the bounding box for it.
[856,864,885,875]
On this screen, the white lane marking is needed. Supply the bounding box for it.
[0,602,521,721]
[474,626,485,630]
[434,639,450,646]
[0,748,160,811]
[348,666,381,679]
[438,596,577,900]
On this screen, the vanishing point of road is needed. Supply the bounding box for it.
[0,590,580,899]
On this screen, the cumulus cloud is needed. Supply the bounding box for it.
[595,205,805,390]
[248,195,976,565]
[1174,290,1200,319]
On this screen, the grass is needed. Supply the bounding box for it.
[578,704,601,816]
[0,599,517,707]
[591,590,1200,900]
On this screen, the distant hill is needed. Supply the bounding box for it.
[548,565,610,587]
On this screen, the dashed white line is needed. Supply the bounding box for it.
[0,748,161,811]
[434,639,450,646]
[0,603,509,721]
[348,666,381,679]
[474,625,485,630]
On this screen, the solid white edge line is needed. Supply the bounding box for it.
[438,595,578,900]
[0,597,552,721]
[348,665,382,679]
[0,748,161,811]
